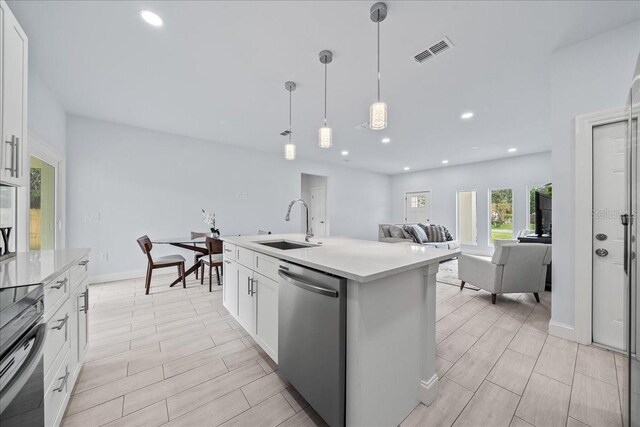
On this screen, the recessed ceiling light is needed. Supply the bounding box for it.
[461,112,474,120]
[508,147,517,153]
[471,146,479,149]
[442,160,449,164]
[341,150,349,156]
[382,137,391,144]
[403,166,410,171]
[140,10,163,27]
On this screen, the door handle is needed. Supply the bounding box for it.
[595,248,609,257]
[622,213,630,273]
[278,270,339,298]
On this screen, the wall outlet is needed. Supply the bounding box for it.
[100,252,109,261]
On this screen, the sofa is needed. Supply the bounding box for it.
[378,223,460,250]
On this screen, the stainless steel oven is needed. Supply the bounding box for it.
[0,285,45,426]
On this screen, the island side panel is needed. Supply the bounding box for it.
[346,266,436,427]
[419,262,440,405]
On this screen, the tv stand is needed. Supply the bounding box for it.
[517,234,552,290]
[517,234,551,244]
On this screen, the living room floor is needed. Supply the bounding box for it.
[63,273,623,427]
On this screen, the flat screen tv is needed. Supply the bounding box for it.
[534,191,552,236]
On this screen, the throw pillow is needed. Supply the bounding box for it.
[389,225,407,239]
[425,225,447,242]
[403,225,422,244]
[443,227,454,242]
[411,224,428,243]
[381,225,392,238]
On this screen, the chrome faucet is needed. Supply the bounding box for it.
[285,199,313,242]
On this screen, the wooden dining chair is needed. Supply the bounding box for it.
[136,235,187,295]
[200,236,223,292]
[191,231,209,279]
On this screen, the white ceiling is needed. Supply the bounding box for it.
[9,1,640,174]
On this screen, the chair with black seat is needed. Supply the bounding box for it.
[136,235,187,295]
[200,236,223,292]
[191,231,209,279]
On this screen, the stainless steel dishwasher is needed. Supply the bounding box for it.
[277,261,346,427]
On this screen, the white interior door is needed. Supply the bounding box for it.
[311,186,326,238]
[593,120,627,350]
[405,191,431,223]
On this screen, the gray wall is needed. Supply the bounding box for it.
[390,152,552,255]
[66,115,391,281]
[28,67,66,153]
[550,20,640,328]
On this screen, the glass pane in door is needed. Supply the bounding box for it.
[29,156,55,250]
[489,188,513,244]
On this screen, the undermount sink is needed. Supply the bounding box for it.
[256,240,319,250]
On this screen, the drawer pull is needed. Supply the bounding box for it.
[51,278,68,290]
[52,314,69,330]
[54,368,69,393]
[224,248,232,253]
[78,260,90,266]
[224,260,231,264]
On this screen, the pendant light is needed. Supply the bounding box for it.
[283,81,296,160]
[369,2,388,130]
[319,50,333,148]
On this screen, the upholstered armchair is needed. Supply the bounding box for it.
[458,243,551,304]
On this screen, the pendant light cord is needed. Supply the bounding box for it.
[324,63,328,126]
[377,18,381,102]
[289,88,292,142]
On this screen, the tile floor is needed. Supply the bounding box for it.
[63,273,625,427]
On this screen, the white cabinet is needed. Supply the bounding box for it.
[0,0,28,186]
[254,272,278,361]
[42,254,90,427]
[223,258,238,316]
[237,263,256,335]
[223,245,279,362]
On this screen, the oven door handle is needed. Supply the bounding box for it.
[0,323,47,414]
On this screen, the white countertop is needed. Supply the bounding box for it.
[222,234,459,283]
[0,249,90,288]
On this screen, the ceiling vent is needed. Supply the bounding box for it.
[413,37,454,63]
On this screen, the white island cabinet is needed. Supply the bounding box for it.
[0,249,91,427]
[222,234,459,427]
[223,242,279,362]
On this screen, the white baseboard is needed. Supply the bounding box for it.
[89,270,175,285]
[548,320,576,342]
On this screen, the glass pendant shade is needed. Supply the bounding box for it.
[319,126,332,148]
[369,101,388,130]
[284,143,296,160]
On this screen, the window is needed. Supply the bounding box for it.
[489,188,513,245]
[410,195,426,208]
[527,184,552,232]
[457,191,477,244]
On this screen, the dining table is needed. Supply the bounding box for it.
[151,236,210,287]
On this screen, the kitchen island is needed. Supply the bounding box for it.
[221,234,459,427]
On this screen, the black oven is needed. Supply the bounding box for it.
[0,285,45,426]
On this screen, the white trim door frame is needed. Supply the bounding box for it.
[28,130,66,249]
[574,107,632,345]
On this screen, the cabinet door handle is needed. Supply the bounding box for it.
[247,277,251,295]
[4,135,16,177]
[250,278,256,296]
[79,260,89,266]
[14,137,19,177]
[52,314,69,331]
[85,288,89,313]
[54,368,69,393]
[51,277,68,290]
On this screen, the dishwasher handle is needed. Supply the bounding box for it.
[278,270,339,298]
